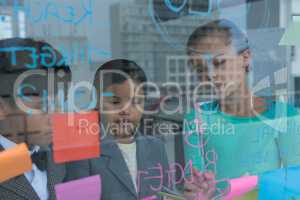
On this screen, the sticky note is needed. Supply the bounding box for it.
[279,22,300,46]
[52,111,100,163]
[224,176,258,200]
[55,175,101,200]
[234,190,258,200]
[158,191,185,200]
[141,195,158,200]
[0,143,32,183]
[259,166,300,200]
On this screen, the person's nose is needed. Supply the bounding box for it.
[203,72,211,82]
[119,103,130,116]
[211,69,218,81]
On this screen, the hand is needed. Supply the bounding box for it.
[184,168,216,200]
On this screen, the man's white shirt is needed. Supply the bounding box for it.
[0,135,49,200]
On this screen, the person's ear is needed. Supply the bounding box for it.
[0,98,9,120]
[240,49,251,72]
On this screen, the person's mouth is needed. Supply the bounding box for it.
[115,119,133,127]
[116,118,131,123]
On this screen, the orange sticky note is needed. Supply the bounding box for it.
[52,111,100,164]
[0,143,32,183]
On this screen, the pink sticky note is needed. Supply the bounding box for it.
[55,175,101,200]
[224,176,258,200]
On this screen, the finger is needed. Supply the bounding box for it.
[193,175,205,187]
[192,169,205,184]
[192,168,202,177]
[206,181,216,198]
[183,191,196,200]
[207,177,216,186]
[195,192,208,200]
[207,186,216,199]
[200,181,209,191]
[203,172,215,181]
[184,182,199,192]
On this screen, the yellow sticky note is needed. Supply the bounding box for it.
[234,190,258,200]
[0,143,32,183]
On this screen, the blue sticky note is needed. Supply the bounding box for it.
[259,166,300,200]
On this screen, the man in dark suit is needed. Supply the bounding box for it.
[0,95,67,200]
[0,38,70,200]
[0,140,66,200]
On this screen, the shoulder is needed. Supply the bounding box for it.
[279,101,299,116]
[266,100,299,118]
[64,159,91,181]
[137,135,164,147]
[136,136,169,166]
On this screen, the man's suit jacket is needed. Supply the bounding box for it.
[66,135,171,200]
[0,145,66,200]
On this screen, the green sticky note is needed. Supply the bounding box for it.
[280,22,300,46]
[157,192,186,200]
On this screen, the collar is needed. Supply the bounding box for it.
[0,135,16,149]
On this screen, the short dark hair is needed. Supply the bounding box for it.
[35,40,71,76]
[186,19,249,55]
[94,59,147,91]
[0,38,71,98]
[0,38,71,73]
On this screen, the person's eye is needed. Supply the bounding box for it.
[191,61,207,72]
[213,58,226,68]
[111,100,121,104]
[109,97,121,104]
[189,57,207,71]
